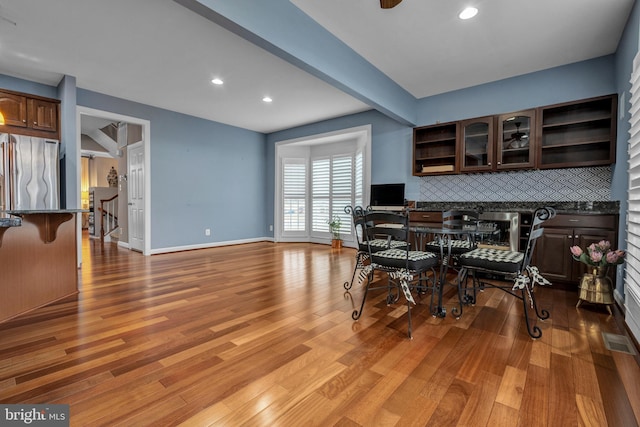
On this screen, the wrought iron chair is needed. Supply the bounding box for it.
[455,207,555,338]
[343,205,408,290]
[352,209,439,339]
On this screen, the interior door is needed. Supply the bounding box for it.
[127,142,144,252]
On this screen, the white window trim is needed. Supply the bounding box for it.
[274,125,372,248]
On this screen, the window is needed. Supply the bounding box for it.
[282,159,306,232]
[275,125,371,246]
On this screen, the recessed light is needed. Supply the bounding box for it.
[459,7,478,20]
[211,78,224,85]
[262,96,273,103]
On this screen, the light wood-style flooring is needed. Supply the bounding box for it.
[1,238,639,426]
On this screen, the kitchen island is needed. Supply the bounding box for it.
[0,210,82,323]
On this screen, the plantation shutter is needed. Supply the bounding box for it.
[312,158,330,233]
[310,154,357,236]
[282,160,306,232]
[626,52,640,342]
[332,155,353,236]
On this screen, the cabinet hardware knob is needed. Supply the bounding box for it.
[568,235,573,238]
[497,162,501,165]
[33,122,37,125]
[22,119,26,123]
[575,235,579,239]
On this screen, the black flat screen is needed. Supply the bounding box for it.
[370,183,405,207]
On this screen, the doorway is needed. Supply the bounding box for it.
[76,106,151,260]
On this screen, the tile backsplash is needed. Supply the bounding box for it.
[418,166,612,201]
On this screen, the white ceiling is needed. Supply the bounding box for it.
[0,0,634,134]
[292,0,635,98]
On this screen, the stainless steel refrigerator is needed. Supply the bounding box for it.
[0,133,60,211]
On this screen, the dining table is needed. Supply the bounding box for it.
[410,225,478,318]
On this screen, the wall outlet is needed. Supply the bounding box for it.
[269,225,273,231]
[205,228,211,236]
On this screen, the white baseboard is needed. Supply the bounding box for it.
[149,237,274,255]
[625,288,640,344]
[117,241,130,250]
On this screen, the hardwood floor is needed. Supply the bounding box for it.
[1,238,639,426]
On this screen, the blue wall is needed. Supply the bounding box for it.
[416,55,616,125]
[0,74,58,99]
[76,90,268,249]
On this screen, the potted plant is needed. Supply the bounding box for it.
[328,216,342,249]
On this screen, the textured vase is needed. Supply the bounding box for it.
[577,266,613,310]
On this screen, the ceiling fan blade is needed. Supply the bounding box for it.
[380,0,402,9]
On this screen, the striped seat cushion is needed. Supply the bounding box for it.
[371,248,439,271]
[425,239,475,254]
[359,239,408,253]
[459,248,523,273]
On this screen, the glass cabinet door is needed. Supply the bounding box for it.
[497,110,536,169]
[460,116,494,172]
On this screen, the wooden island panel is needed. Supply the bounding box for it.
[0,212,78,322]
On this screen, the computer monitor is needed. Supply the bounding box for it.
[370,183,405,207]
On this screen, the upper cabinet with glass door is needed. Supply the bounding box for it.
[460,116,494,173]
[497,109,536,170]
[411,94,616,175]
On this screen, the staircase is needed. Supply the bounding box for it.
[99,194,119,242]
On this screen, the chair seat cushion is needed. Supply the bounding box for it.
[360,239,408,253]
[371,248,439,271]
[425,239,475,254]
[459,248,523,273]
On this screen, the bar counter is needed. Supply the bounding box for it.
[0,210,83,323]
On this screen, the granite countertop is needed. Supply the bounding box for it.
[0,209,87,228]
[0,216,22,228]
[413,201,620,215]
[5,209,87,215]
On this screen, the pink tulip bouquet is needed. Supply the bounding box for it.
[570,240,625,267]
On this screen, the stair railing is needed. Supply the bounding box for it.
[99,194,118,242]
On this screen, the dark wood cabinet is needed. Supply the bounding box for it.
[497,110,536,170]
[412,95,616,176]
[537,94,616,168]
[408,210,442,249]
[532,214,618,284]
[413,122,458,176]
[27,98,58,133]
[459,116,494,172]
[0,91,27,128]
[409,210,443,225]
[0,89,59,137]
